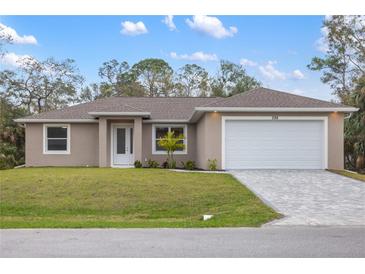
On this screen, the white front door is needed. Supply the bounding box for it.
[112,125,134,166]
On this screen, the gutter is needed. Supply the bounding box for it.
[88,111,151,117]
[193,107,359,112]
[143,119,189,124]
[14,118,98,123]
[188,107,359,122]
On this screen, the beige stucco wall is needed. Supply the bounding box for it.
[25,123,99,167]
[24,112,344,169]
[195,112,345,170]
[328,112,344,169]
[141,123,197,167]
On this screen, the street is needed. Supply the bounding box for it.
[1,226,364,257]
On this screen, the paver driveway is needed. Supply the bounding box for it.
[230,170,365,226]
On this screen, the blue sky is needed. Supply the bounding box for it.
[0,15,333,100]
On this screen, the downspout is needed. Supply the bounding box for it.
[344,112,353,119]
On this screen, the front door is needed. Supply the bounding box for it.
[112,125,134,166]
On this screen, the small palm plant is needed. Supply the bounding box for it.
[158,131,185,169]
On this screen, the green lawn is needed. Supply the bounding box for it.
[0,168,280,228]
[330,169,365,182]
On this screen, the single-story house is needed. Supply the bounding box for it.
[15,88,358,170]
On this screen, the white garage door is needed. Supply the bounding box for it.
[224,119,325,169]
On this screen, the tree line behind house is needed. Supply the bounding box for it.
[0,57,261,114]
[0,15,364,170]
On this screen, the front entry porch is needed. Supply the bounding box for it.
[111,124,134,167]
[98,117,143,167]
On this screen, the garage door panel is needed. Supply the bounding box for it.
[225,120,325,169]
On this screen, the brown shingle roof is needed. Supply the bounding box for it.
[18,88,354,122]
[20,96,219,120]
[201,88,347,108]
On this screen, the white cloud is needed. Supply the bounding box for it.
[170,51,218,62]
[240,58,257,67]
[121,21,148,36]
[0,52,34,67]
[291,69,305,80]
[185,15,238,39]
[315,26,329,53]
[259,61,286,80]
[0,23,37,45]
[162,15,176,31]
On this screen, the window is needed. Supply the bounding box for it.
[152,124,187,154]
[43,124,70,154]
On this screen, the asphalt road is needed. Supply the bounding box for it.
[1,226,364,258]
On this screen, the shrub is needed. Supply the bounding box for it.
[0,143,18,169]
[169,160,176,169]
[162,159,176,169]
[208,159,217,171]
[0,154,17,170]
[147,159,159,168]
[181,160,196,170]
[162,161,169,169]
[134,160,142,168]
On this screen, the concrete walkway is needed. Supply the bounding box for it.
[1,227,364,257]
[230,170,365,226]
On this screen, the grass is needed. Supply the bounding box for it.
[0,168,280,228]
[330,169,365,182]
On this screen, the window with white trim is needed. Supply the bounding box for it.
[152,124,187,154]
[43,124,70,154]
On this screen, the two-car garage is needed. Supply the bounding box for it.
[223,117,327,169]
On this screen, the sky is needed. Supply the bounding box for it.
[0,15,334,101]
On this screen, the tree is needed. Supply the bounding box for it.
[308,16,365,102]
[210,60,261,97]
[98,59,127,97]
[0,57,84,113]
[131,58,174,97]
[79,83,103,103]
[0,23,13,56]
[158,131,185,168]
[97,59,145,97]
[344,76,365,169]
[308,16,365,170]
[0,96,26,168]
[175,64,209,97]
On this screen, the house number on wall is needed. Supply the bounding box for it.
[272,115,279,120]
